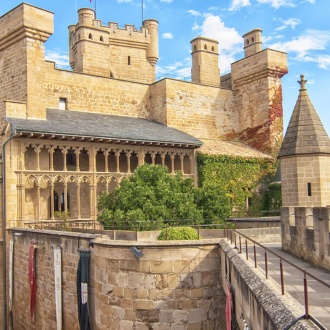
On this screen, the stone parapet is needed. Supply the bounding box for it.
[7,229,226,329]
[281,206,330,270]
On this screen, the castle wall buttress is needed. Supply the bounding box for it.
[0,4,53,121]
[231,49,287,155]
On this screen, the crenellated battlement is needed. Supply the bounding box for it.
[281,206,330,270]
[69,8,158,82]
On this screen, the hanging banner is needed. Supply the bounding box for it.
[9,239,14,312]
[54,247,62,330]
[29,244,37,322]
[77,250,91,330]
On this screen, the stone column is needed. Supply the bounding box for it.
[37,182,41,220]
[50,183,55,220]
[49,147,55,171]
[180,154,184,173]
[62,148,68,172]
[36,145,41,171]
[115,151,120,173]
[75,148,80,171]
[161,153,165,167]
[89,184,95,220]
[170,153,175,174]
[77,183,81,219]
[105,150,109,172]
[151,152,156,165]
[127,151,132,174]
[64,182,68,212]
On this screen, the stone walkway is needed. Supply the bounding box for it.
[247,242,330,329]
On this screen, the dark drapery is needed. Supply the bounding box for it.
[77,250,91,330]
[29,244,37,322]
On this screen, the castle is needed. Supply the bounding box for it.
[0,2,290,327]
[0,3,287,227]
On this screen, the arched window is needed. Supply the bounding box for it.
[211,46,215,52]
[100,36,104,42]
[89,33,93,40]
[194,45,197,51]
[204,44,207,50]
[251,37,255,42]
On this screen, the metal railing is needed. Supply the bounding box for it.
[224,228,329,330]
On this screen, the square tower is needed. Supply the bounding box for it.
[191,37,220,87]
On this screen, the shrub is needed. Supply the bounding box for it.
[157,227,198,241]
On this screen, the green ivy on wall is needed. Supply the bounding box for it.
[197,153,278,217]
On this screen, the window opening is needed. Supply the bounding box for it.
[59,98,67,110]
[128,56,131,65]
[307,182,312,196]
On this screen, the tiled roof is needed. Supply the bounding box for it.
[6,108,202,147]
[278,75,330,158]
[199,139,273,159]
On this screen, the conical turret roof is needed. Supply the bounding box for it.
[278,74,330,158]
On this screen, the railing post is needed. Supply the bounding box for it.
[304,272,309,319]
[265,249,268,279]
[234,232,237,248]
[254,243,257,268]
[230,230,232,244]
[245,239,248,260]
[280,258,285,295]
[239,235,242,253]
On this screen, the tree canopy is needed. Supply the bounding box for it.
[97,164,231,230]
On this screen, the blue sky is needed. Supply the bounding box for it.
[1,0,329,135]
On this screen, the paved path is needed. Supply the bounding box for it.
[244,242,330,329]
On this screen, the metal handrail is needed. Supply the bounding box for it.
[225,228,329,328]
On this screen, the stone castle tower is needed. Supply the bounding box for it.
[191,37,220,87]
[69,8,159,83]
[278,75,330,207]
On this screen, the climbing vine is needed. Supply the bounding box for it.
[197,153,278,217]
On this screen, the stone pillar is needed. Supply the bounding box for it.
[64,183,68,212]
[115,151,120,173]
[37,183,41,220]
[36,146,41,171]
[105,150,109,173]
[77,183,81,219]
[50,183,55,220]
[127,151,132,174]
[62,149,68,172]
[170,154,175,174]
[49,147,55,171]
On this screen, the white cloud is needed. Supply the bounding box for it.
[269,30,330,69]
[156,57,192,80]
[160,0,173,2]
[229,0,251,11]
[187,9,202,16]
[117,0,132,3]
[208,6,219,11]
[195,14,242,70]
[314,55,330,69]
[162,32,173,39]
[256,0,295,9]
[275,18,301,31]
[45,50,70,69]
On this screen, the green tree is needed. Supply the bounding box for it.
[98,164,203,230]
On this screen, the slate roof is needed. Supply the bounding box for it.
[278,75,330,158]
[6,108,202,147]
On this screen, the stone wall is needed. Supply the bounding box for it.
[281,206,330,270]
[7,229,226,329]
[231,49,287,154]
[153,79,236,140]
[220,240,318,330]
[281,155,330,207]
